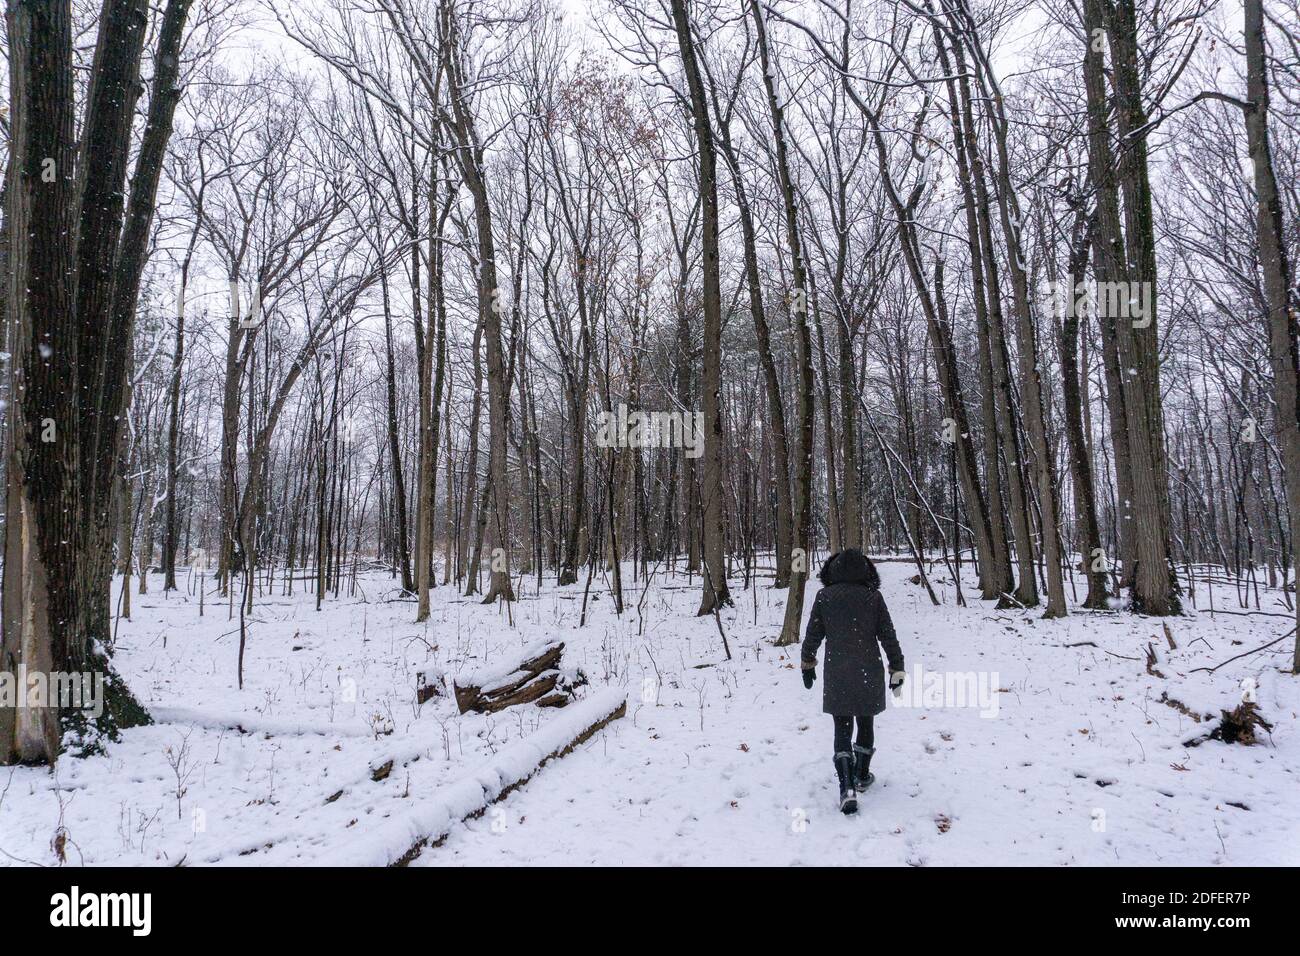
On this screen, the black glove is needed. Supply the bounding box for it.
[802,666,816,690]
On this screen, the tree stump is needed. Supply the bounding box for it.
[415,666,445,706]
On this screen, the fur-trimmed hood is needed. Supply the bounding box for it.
[818,548,880,590]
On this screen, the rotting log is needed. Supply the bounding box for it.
[453,640,572,714]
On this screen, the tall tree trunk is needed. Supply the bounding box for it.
[380,263,414,595]
[219,287,245,591]
[427,176,450,587]
[442,362,456,585]
[747,1,811,642]
[965,27,1067,616]
[1082,0,1178,614]
[458,321,482,591]
[2,0,80,764]
[672,0,730,615]
[1242,0,1300,670]
[932,15,1012,600]
[414,214,435,613]
[947,25,1037,607]
[1059,210,1110,608]
[441,0,514,605]
[710,77,794,588]
[814,305,842,554]
[932,260,999,597]
[836,307,861,550]
[163,211,201,592]
[3,0,187,764]
[1108,0,1173,553]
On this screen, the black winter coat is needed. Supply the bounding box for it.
[800,550,904,716]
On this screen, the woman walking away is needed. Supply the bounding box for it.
[800,548,905,814]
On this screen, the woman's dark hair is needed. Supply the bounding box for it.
[817,547,880,589]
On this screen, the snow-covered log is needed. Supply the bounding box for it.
[314,687,626,867]
[453,639,570,713]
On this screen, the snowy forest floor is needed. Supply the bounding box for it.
[2,560,1297,866]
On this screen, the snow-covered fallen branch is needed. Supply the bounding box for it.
[150,705,373,738]
[312,687,627,867]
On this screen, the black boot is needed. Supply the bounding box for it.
[853,745,875,791]
[833,753,858,814]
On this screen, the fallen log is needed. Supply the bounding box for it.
[311,687,627,867]
[453,639,571,714]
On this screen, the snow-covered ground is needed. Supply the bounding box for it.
[2,561,1297,866]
